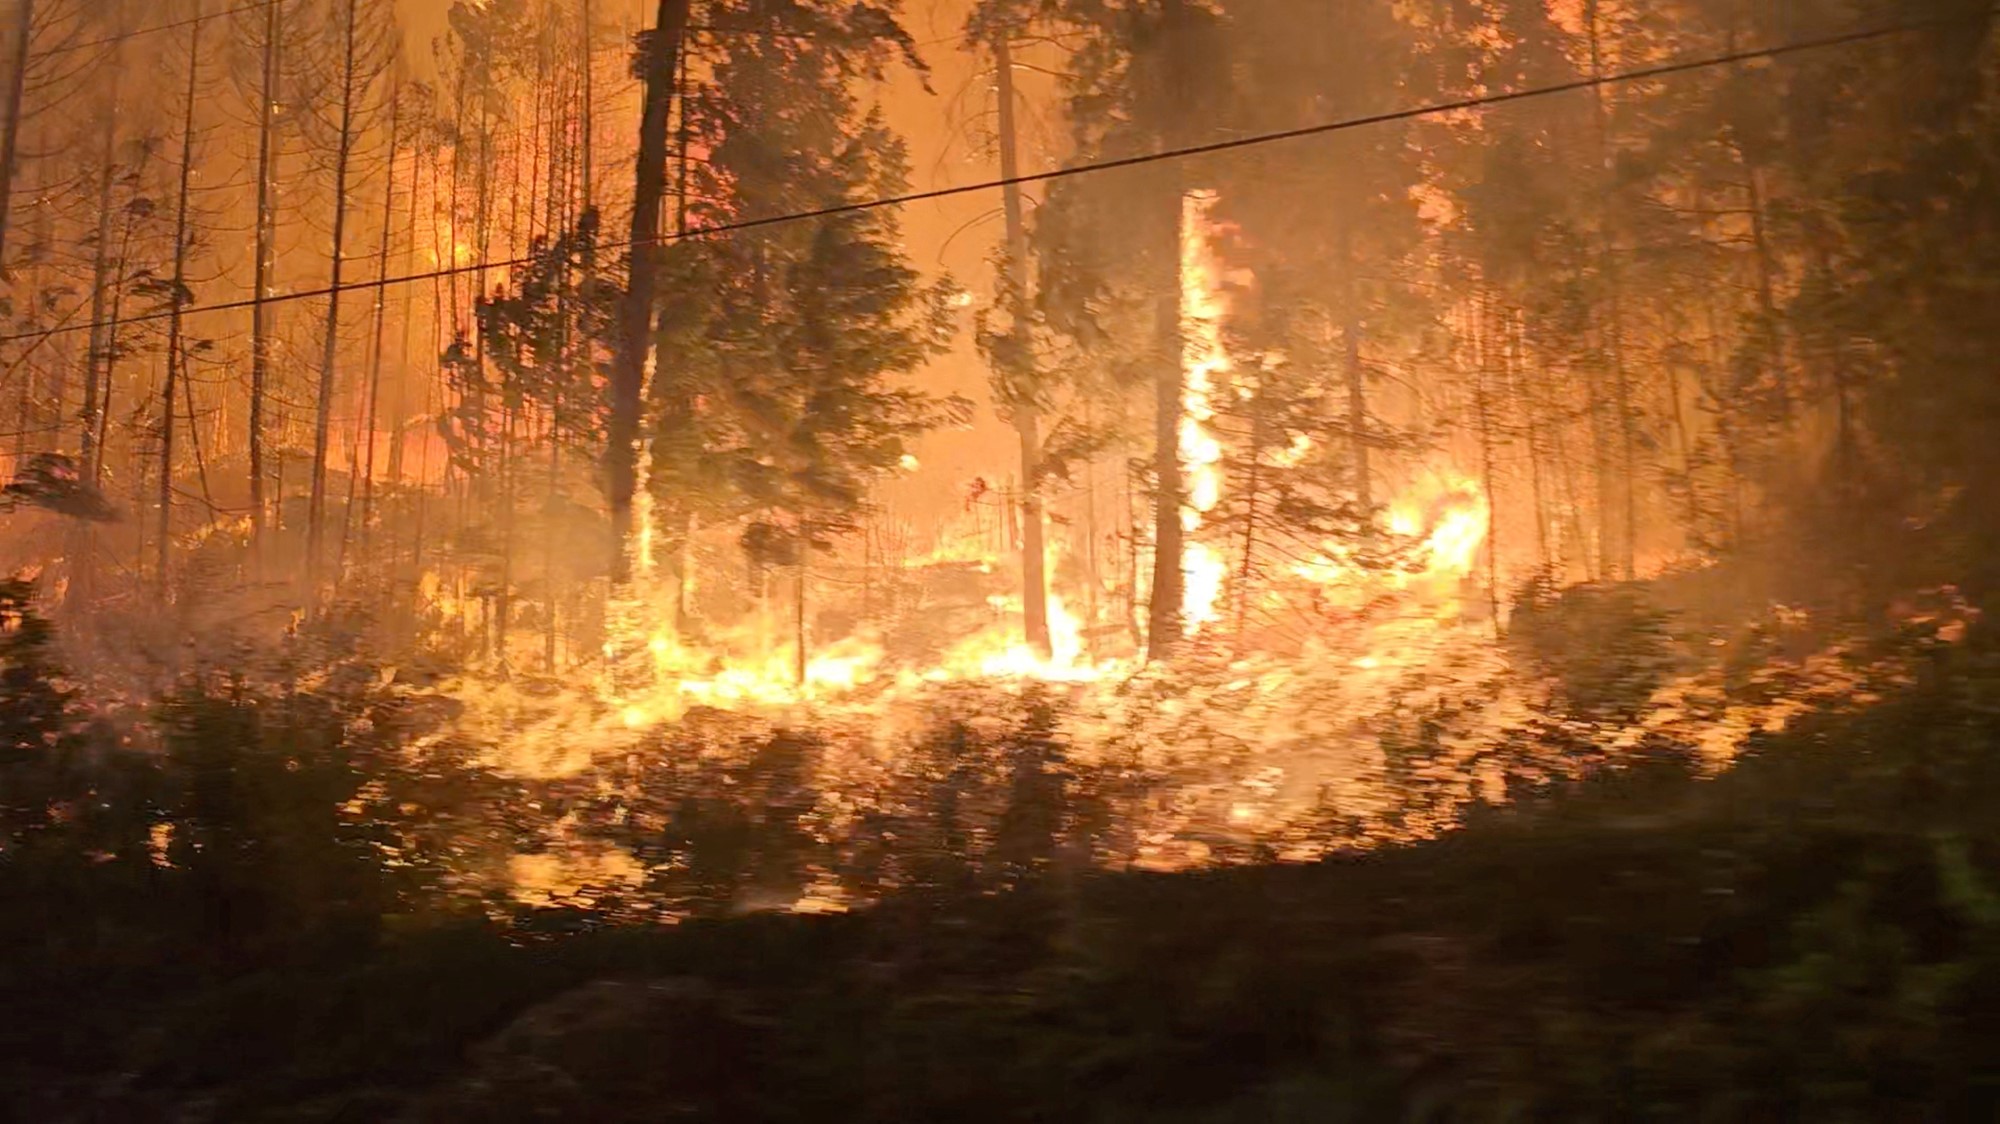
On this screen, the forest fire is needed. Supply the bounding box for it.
[6,0,1997,1111]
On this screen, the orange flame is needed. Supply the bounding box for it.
[1180,190,1230,636]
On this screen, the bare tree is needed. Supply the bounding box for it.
[300,0,397,603]
[156,0,207,595]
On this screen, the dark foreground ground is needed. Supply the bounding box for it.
[7,619,2000,1121]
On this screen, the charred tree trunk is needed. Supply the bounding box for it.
[72,34,123,604]
[1082,408,1100,641]
[1472,295,1501,633]
[0,0,33,276]
[1233,398,1263,653]
[357,84,402,568]
[1144,0,1193,662]
[1585,0,1636,579]
[992,34,1050,658]
[307,0,362,604]
[80,27,123,486]
[1337,222,1374,526]
[580,0,595,209]
[389,110,421,493]
[1345,316,1371,519]
[793,515,810,689]
[159,4,205,597]
[609,0,691,585]
[96,208,138,494]
[1147,258,1185,659]
[248,0,282,553]
[1510,309,1550,570]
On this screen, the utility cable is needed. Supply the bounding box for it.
[0,6,1986,347]
[40,0,295,59]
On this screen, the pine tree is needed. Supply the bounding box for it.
[971,7,1054,658]
[648,1,956,683]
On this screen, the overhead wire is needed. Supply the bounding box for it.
[41,0,295,59]
[0,5,1988,348]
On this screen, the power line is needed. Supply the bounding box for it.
[0,7,1982,347]
[41,0,292,58]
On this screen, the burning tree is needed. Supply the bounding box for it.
[1031,0,1231,660]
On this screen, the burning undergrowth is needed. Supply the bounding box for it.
[412,578,1962,920]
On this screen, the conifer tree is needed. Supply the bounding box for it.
[648,1,956,682]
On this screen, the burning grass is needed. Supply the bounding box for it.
[411,570,1967,916]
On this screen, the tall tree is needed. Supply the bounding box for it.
[608,0,690,586]
[301,0,395,602]
[971,5,1052,657]
[239,0,290,554]
[647,0,954,683]
[156,0,206,595]
[1033,0,1229,660]
[0,0,34,276]
[77,0,125,487]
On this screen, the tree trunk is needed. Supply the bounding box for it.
[1472,295,1501,634]
[0,0,33,277]
[1509,309,1549,570]
[1233,398,1263,653]
[1146,273,1185,659]
[307,0,361,605]
[992,34,1050,658]
[159,3,205,597]
[793,519,809,689]
[80,20,123,484]
[609,0,691,585]
[96,210,137,493]
[579,0,594,210]
[357,83,401,570]
[1345,315,1371,518]
[248,0,281,552]
[389,105,420,492]
[72,28,122,605]
[1082,408,1100,643]
[1145,0,1191,662]
[1585,0,1635,579]
[1123,465,1141,645]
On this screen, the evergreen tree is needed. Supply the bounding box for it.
[648,1,957,681]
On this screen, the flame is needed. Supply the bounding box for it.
[631,629,889,721]
[1180,190,1230,636]
[1387,474,1491,581]
[419,195,1510,802]
[423,470,1494,778]
[933,591,1106,682]
[1288,471,1491,593]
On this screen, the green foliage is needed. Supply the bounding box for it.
[1509,578,1680,721]
[9,609,2000,1119]
[473,209,617,456]
[157,685,411,958]
[0,578,81,847]
[647,4,960,567]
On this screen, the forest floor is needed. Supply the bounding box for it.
[10,607,2000,1121]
